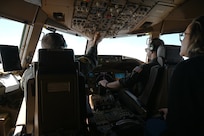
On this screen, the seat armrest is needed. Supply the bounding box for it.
[119,90,147,117]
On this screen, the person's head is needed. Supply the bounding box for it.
[146,38,164,61]
[41,33,67,49]
[180,16,204,57]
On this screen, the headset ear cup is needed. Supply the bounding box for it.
[149,38,164,51]
[62,38,67,48]
[59,34,67,48]
[149,43,154,51]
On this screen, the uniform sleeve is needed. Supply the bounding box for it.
[20,66,34,91]
[119,62,158,90]
[78,46,98,76]
[119,71,140,88]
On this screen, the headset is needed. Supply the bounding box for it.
[149,38,164,52]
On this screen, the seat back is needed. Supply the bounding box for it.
[117,45,183,119]
[153,45,183,110]
[119,64,164,118]
[119,45,183,118]
[34,49,83,136]
[139,45,183,117]
[138,65,164,115]
[118,46,165,118]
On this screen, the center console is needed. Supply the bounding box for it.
[87,87,144,136]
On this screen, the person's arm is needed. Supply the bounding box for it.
[20,65,34,91]
[84,32,101,65]
[166,61,190,134]
[98,79,121,89]
[78,32,102,76]
[98,65,144,89]
[85,32,101,55]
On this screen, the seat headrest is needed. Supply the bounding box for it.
[157,45,184,65]
[38,49,77,72]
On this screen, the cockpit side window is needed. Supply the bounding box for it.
[0,17,24,72]
[160,33,181,46]
[0,18,24,46]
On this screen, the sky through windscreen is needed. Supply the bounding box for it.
[0,18,181,63]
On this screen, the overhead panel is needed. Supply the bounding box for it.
[71,0,177,38]
[40,0,186,38]
[130,1,175,34]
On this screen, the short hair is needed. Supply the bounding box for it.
[188,16,204,57]
[41,33,67,49]
[149,38,164,52]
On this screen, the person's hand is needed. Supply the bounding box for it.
[98,79,108,87]
[158,108,168,120]
[85,32,102,54]
[92,32,102,46]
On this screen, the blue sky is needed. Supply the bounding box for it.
[0,18,24,46]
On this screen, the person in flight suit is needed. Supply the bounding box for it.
[98,38,164,97]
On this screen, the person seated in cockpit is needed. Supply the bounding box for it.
[20,32,102,92]
[98,38,164,96]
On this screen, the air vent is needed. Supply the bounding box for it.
[53,12,65,21]
[140,21,152,28]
